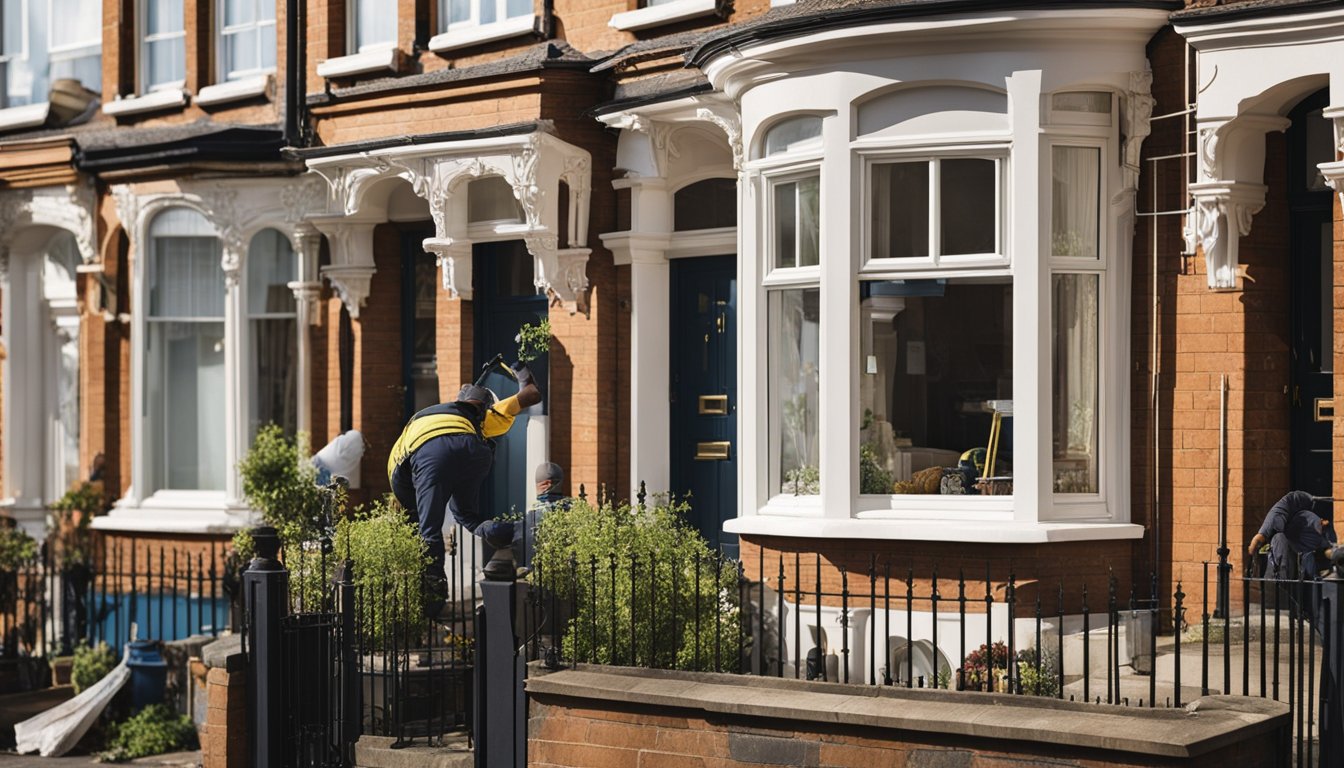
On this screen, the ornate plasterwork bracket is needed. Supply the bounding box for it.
[1120,70,1155,194]
[310,219,377,319]
[1320,107,1344,211]
[0,181,99,266]
[423,237,474,300]
[1188,181,1267,290]
[695,104,743,171]
[524,230,590,314]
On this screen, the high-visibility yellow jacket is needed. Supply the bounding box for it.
[386,395,522,479]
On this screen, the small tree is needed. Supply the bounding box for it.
[533,497,740,671]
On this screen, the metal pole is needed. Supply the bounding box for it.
[1216,374,1231,619]
[244,527,288,768]
[475,579,525,768]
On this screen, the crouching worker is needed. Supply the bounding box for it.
[1248,490,1344,580]
[388,358,542,617]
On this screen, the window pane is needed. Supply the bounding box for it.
[763,116,822,157]
[859,279,1013,495]
[446,0,470,25]
[151,237,224,318]
[797,176,819,267]
[251,317,296,438]
[52,0,101,47]
[148,321,226,491]
[260,25,276,70]
[770,288,820,496]
[505,0,530,18]
[2,0,21,56]
[480,0,496,24]
[674,178,737,231]
[872,162,928,260]
[48,53,102,94]
[1051,147,1099,258]
[146,36,186,88]
[222,0,253,26]
[940,159,996,256]
[147,0,184,36]
[355,0,396,49]
[1052,274,1098,494]
[223,30,257,78]
[411,251,439,413]
[247,230,295,315]
[773,181,796,270]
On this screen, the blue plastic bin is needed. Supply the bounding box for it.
[126,640,168,712]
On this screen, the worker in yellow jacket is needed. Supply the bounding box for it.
[388,360,541,601]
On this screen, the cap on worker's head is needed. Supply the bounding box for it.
[535,462,564,485]
[457,384,496,406]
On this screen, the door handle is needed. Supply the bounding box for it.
[1315,398,1335,422]
[694,441,731,461]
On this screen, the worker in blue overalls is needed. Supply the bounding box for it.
[1248,490,1344,579]
[388,359,541,615]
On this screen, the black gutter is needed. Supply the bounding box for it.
[284,0,305,145]
[1170,0,1342,23]
[282,121,544,161]
[75,129,288,172]
[688,0,1184,68]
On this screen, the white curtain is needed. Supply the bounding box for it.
[1051,147,1099,258]
[1052,274,1099,493]
[247,230,297,440]
[144,0,186,89]
[355,0,397,50]
[220,0,276,79]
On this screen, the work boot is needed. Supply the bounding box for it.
[483,545,518,581]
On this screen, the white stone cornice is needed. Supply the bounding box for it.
[0,181,99,265]
[1188,180,1267,290]
[422,237,474,300]
[601,231,671,266]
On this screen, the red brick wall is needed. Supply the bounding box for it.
[528,693,1282,768]
[201,666,246,768]
[352,224,406,498]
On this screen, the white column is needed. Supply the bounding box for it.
[289,224,323,442]
[223,249,246,507]
[819,106,856,519]
[629,252,671,494]
[737,170,764,518]
[1010,69,1045,524]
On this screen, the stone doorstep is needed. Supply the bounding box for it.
[353,734,473,768]
[526,664,1291,760]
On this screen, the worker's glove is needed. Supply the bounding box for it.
[511,361,534,387]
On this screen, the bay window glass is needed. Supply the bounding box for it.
[859,279,1013,495]
[247,230,297,440]
[871,158,1000,262]
[442,0,531,29]
[762,116,822,157]
[143,0,186,91]
[353,0,396,51]
[146,209,225,492]
[772,176,819,269]
[0,0,102,108]
[769,288,820,495]
[1051,147,1100,258]
[1051,274,1099,494]
[220,0,277,81]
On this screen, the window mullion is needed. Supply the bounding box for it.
[928,159,940,265]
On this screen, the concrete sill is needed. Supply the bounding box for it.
[610,0,717,31]
[725,514,1146,543]
[0,102,50,132]
[428,16,535,53]
[317,48,399,79]
[102,89,189,117]
[196,74,272,107]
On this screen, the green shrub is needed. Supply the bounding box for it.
[859,445,893,495]
[335,500,429,646]
[533,497,740,671]
[71,641,117,694]
[0,521,38,570]
[98,704,197,762]
[238,425,338,546]
[516,318,552,363]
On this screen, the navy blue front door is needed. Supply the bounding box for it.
[670,256,738,557]
[474,241,548,521]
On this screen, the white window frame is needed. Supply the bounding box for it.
[139,0,187,93]
[860,147,1008,273]
[764,168,822,280]
[441,0,531,33]
[217,0,277,83]
[48,0,101,83]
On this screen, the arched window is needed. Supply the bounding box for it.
[760,115,822,158]
[247,229,297,439]
[145,208,225,492]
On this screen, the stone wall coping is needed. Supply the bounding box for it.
[526,664,1289,759]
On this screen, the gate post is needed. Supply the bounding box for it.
[335,559,358,765]
[244,526,289,768]
[475,580,525,768]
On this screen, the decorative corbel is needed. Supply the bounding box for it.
[1120,70,1155,194]
[1188,181,1267,290]
[312,219,377,319]
[1320,107,1344,210]
[423,237,474,300]
[695,103,743,171]
[524,230,590,314]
